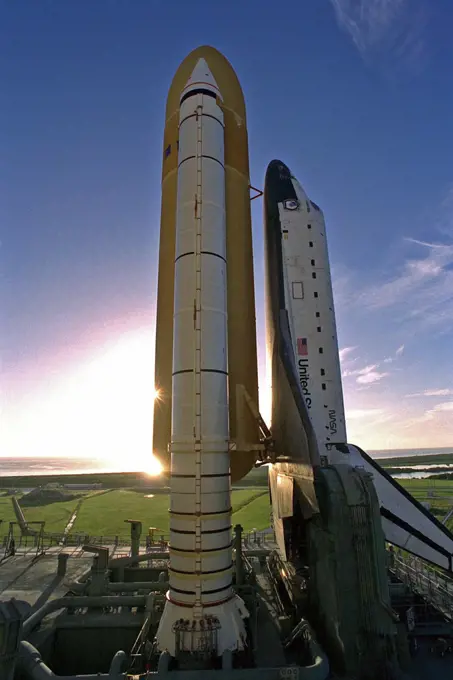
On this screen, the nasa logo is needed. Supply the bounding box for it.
[283,199,299,211]
[329,409,337,435]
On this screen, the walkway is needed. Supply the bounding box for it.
[389,550,453,622]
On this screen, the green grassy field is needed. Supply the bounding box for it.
[21,499,80,533]
[0,488,270,538]
[2,467,453,539]
[397,478,453,525]
[230,493,271,531]
[0,495,81,533]
[71,488,268,536]
[398,478,453,492]
[0,497,16,526]
[378,453,453,468]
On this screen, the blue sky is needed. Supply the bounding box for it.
[2,0,453,461]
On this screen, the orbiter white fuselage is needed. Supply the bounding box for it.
[277,172,347,463]
[265,159,453,573]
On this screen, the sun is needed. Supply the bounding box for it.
[5,329,166,475]
[143,454,163,476]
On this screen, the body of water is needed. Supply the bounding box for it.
[0,457,137,477]
[0,448,452,478]
[369,447,453,460]
[369,448,453,479]
[393,472,440,479]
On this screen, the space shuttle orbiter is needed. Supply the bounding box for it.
[264,159,453,573]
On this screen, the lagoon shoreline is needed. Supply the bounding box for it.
[1,451,453,487]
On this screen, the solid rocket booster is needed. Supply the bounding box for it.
[153,46,260,485]
[155,50,250,656]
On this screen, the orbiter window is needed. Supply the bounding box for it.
[283,199,299,211]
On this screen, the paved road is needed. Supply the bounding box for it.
[0,553,92,605]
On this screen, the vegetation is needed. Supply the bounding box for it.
[0,471,169,490]
[2,458,453,539]
[0,497,16,526]
[397,478,453,492]
[371,452,453,476]
[0,464,269,491]
[20,487,78,507]
[398,478,453,528]
[384,467,453,476]
[231,493,271,531]
[378,453,453,468]
[21,498,80,532]
[0,487,270,539]
[70,488,268,537]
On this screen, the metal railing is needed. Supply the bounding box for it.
[388,549,453,621]
[1,528,275,555]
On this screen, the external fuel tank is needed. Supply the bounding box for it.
[153,46,260,483]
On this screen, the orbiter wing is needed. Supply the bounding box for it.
[347,444,453,572]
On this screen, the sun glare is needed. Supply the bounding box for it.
[259,386,272,427]
[145,455,163,476]
[3,329,165,475]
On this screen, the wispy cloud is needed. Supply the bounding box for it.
[425,401,453,419]
[347,407,387,419]
[343,363,377,377]
[330,0,406,51]
[346,406,397,445]
[334,187,453,447]
[344,390,453,448]
[406,388,453,398]
[340,347,392,386]
[357,369,390,384]
[333,184,453,335]
[383,344,405,363]
[339,346,357,362]
[329,0,427,70]
[343,362,389,385]
[400,399,453,427]
[358,238,453,330]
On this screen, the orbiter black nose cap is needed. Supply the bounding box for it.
[267,159,292,177]
[264,159,298,207]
